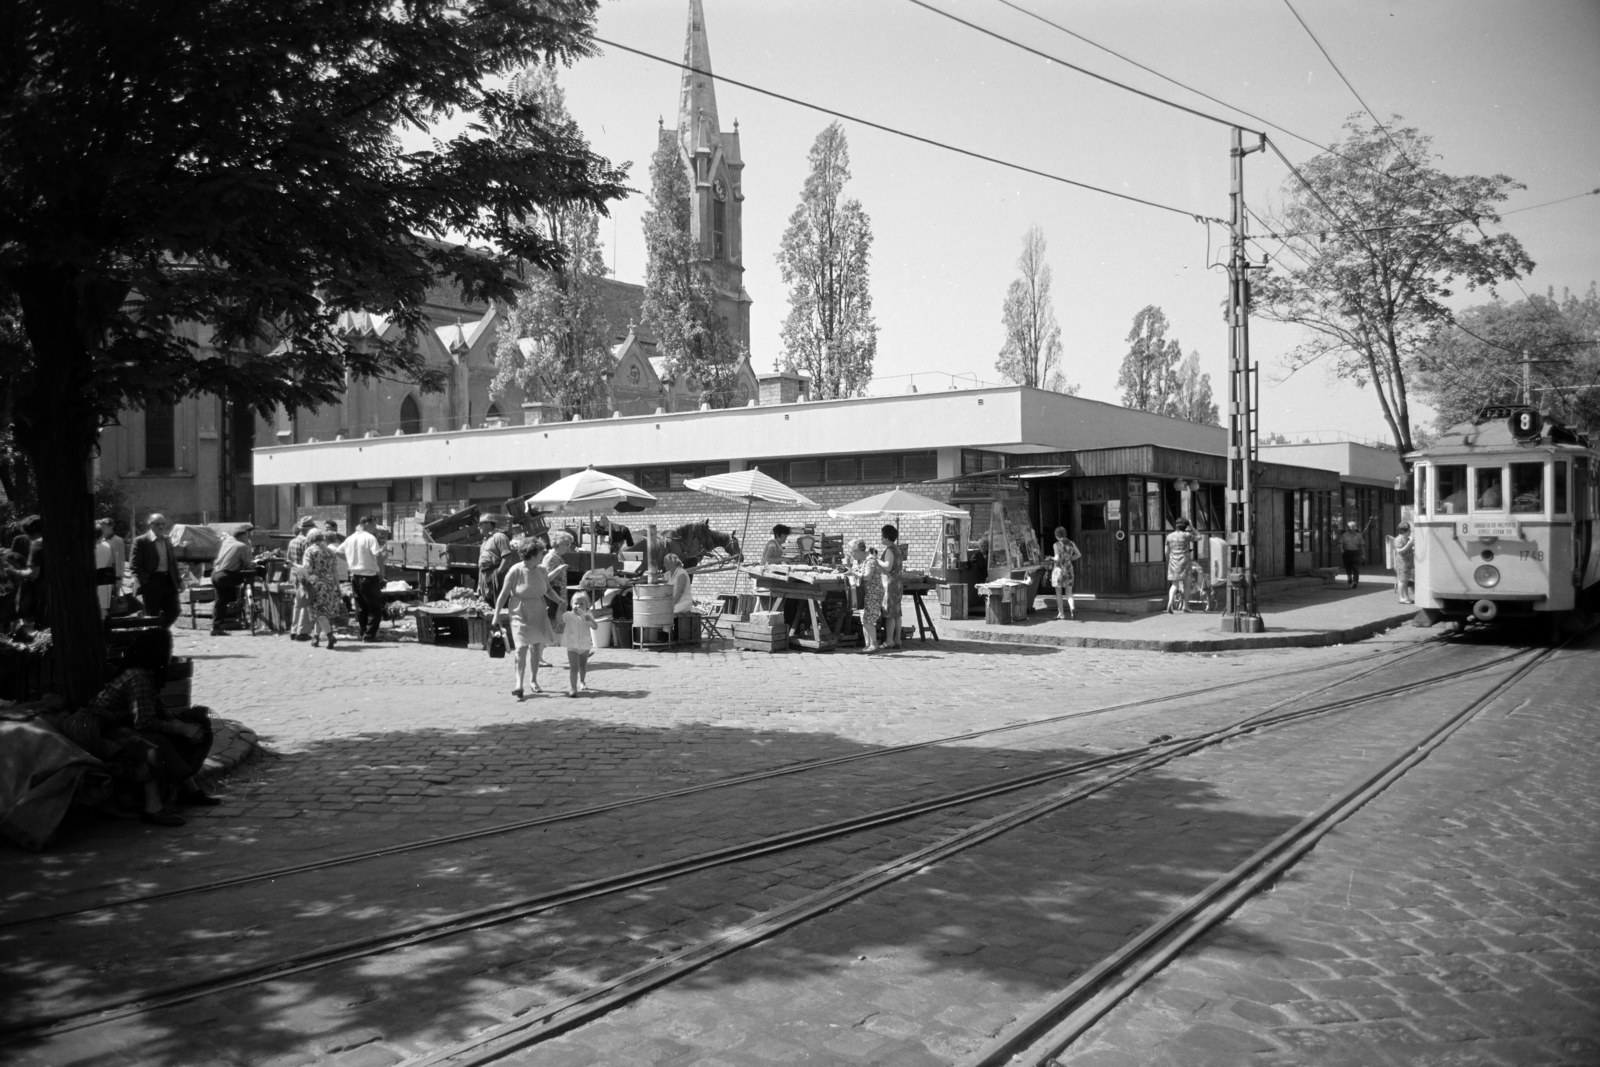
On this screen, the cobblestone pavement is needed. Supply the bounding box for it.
[2,622,1593,1067]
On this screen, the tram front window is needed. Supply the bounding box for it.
[1475,467,1504,511]
[1510,462,1545,514]
[1555,461,1569,514]
[1435,465,1468,514]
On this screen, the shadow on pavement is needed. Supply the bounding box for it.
[1,708,1309,1067]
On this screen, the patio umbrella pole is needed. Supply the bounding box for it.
[737,498,754,598]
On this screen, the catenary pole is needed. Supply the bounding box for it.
[1225,127,1266,633]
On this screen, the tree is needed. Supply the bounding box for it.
[1253,117,1532,455]
[640,137,744,406]
[997,226,1075,392]
[0,0,626,701]
[1171,350,1220,425]
[1117,305,1182,412]
[492,65,616,421]
[1412,287,1600,435]
[776,123,877,399]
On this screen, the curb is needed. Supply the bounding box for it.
[197,718,260,788]
[941,612,1420,653]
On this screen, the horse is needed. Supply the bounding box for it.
[649,519,741,572]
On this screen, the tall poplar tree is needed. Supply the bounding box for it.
[640,136,744,406]
[492,65,614,421]
[996,226,1074,392]
[776,122,877,398]
[1171,350,1220,425]
[1117,305,1183,412]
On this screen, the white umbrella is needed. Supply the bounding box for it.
[525,466,658,573]
[827,487,967,519]
[683,466,820,590]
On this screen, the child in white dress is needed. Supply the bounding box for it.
[560,591,599,696]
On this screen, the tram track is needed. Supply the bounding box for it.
[0,639,1526,1047]
[389,640,1563,1067]
[0,636,1442,931]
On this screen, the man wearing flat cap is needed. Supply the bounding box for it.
[209,523,255,636]
[286,516,317,641]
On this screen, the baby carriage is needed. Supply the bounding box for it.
[1186,559,1222,612]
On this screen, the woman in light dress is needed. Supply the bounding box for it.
[850,539,884,652]
[1393,522,1416,605]
[302,528,343,649]
[495,540,562,699]
[1050,526,1082,620]
[94,522,117,616]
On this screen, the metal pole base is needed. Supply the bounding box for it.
[1220,613,1265,634]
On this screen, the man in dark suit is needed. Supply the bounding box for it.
[132,513,182,627]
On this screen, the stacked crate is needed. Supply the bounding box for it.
[732,610,787,652]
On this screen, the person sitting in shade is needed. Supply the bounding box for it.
[663,553,694,639]
[762,525,791,566]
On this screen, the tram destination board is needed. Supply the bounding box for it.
[1476,404,1542,439]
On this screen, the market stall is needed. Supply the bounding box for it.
[827,488,966,642]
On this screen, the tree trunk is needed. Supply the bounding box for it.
[13,273,109,706]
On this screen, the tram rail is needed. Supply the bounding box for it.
[0,637,1527,1049]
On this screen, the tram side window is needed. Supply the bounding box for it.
[1415,466,1428,515]
[1435,465,1467,514]
[1474,467,1504,511]
[1555,461,1568,514]
[1510,463,1544,514]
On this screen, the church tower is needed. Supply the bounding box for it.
[660,0,752,352]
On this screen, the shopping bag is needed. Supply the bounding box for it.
[487,628,507,659]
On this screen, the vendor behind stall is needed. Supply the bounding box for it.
[762,525,791,565]
[477,516,512,602]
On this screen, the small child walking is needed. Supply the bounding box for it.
[561,591,599,696]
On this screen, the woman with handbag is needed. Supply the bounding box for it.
[495,540,561,699]
[302,529,342,648]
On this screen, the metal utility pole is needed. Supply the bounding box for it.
[1224,127,1266,634]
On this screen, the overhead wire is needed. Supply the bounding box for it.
[1502,188,1600,215]
[591,36,1219,223]
[901,0,1255,133]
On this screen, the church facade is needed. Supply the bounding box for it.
[96,0,764,528]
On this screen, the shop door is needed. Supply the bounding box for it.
[1073,477,1125,595]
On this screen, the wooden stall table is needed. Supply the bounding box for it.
[741,565,853,652]
[411,603,492,649]
[901,577,940,642]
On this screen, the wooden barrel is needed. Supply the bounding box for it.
[632,584,675,629]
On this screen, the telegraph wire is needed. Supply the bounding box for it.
[902,0,1256,134]
[1503,188,1600,215]
[591,36,1220,223]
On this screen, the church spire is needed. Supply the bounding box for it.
[677,0,720,154]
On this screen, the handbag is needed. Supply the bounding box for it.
[487,627,507,659]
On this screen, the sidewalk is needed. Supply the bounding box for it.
[942,572,1417,652]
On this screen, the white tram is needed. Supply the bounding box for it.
[1409,407,1600,633]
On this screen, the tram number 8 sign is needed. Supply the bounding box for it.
[1478,405,1542,440]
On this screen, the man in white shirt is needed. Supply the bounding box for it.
[210,524,255,636]
[343,515,385,641]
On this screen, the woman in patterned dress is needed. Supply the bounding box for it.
[303,528,343,648]
[850,539,885,652]
[1051,526,1082,620]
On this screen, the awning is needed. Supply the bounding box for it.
[1006,467,1074,480]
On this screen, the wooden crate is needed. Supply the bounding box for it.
[732,621,788,653]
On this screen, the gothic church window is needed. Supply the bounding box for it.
[400,394,422,435]
[144,401,175,470]
[713,195,726,259]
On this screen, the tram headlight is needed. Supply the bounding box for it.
[1474,564,1501,588]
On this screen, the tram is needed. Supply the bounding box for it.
[1409,406,1600,634]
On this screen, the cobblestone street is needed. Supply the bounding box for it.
[2,623,1596,1067]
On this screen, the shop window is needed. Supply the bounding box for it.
[637,468,668,491]
[1435,465,1467,514]
[1555,461,1568,514]
[861,455,897,483]
[144,401,176,470]
[669,467,698,490]
[399,395,422,435]
[902,452,937,481]
[1510,463,1544,514]
[316,483,337,505]
[961,449,1005,475]
[1473,467,1504,511]
[788,459,822,486]
[702,462,730,477]
[1078,502,1107,532]
[436,478,455,499]
[824,457,858,483]
[1126,478,1145,531]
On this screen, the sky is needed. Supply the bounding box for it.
[537,0,1600,446]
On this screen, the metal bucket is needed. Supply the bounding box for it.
[632,584,675,630]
